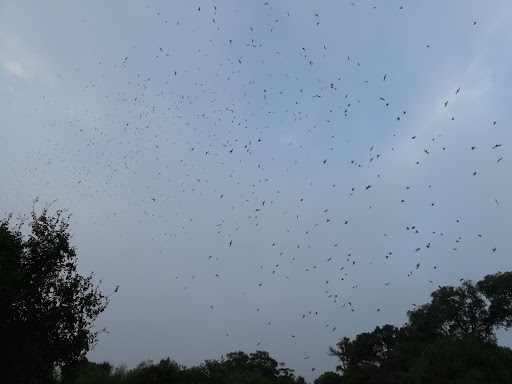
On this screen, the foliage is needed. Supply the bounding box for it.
[476,271,512,331]
[193,350,298,384]
[0,206,111,383]
[409,336,512,384]
[72,360,123,384]
[328,271,512,383]
[70,351,303,384]
[313,371,343,384]
[224,350,295,380]
[328,324,405,374]
[407,281,495,343]
[121,358,185,384]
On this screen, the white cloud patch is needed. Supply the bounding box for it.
[3,59,37,80]
[0,34,55,86]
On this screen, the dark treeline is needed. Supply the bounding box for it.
[2,209,512,383]
[65,350,306,384]
[31,332,512,384]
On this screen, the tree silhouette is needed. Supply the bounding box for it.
[407,272,512,343]
[313,371,343,384]
[329,272,512,383]
[0,205,111,383]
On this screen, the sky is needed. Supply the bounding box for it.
[1,1,511,382]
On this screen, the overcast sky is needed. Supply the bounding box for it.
[1,1,511,382]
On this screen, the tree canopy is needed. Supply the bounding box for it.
[328,271,512,383]
[69,351,305,384]
[407,273,512,344]
[0,206,111,383]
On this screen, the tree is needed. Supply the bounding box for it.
[476,271,512,331]
[407,273,512,343]
[0,205,112,383]
[328,325,415,384]
[70,359,123,384]
[221,350,297,383]
[224,351,251,374]
[328,272,512,384]
[328,325,404,373]
[314,371,343,384]
[191,350,298,384]
[247,350,280,379]
[409,336,512,383]
[122,358,184,384]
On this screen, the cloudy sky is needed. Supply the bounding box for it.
[1,1,511,381]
